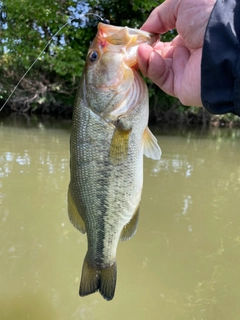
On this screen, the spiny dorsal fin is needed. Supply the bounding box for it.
[67,187,86,234]
[120,205,140,241]
[143,127,162,160]
[109,128,131,165]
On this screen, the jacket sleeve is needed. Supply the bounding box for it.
[201,0,240,115]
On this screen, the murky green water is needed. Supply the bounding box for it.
[1,115,240,320]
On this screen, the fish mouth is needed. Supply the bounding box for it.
[97,22,158,46]
[97,22,159,67]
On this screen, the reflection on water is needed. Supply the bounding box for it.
[1,115,240,320]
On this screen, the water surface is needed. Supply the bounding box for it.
[1,115,240,320]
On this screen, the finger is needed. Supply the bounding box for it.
[140,0,180,34]
[147,51,174,96]
[137,43,154,77]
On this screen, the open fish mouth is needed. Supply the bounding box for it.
[96,22,159,67]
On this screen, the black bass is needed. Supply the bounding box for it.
[68,22,161,301]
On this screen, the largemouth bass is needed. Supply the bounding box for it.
[68,22,161,301]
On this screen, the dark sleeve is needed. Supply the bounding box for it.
[201,0,240,115]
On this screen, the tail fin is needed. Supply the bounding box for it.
[79,255,117,301]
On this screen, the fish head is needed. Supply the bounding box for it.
[83,23,158,118]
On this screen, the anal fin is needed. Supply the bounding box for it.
[120,205,140,241]
[67,187,86,234]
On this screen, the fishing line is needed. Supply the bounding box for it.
[85,13,110,24]
[0,13,109,112]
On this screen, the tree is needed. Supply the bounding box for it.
[1,0,93,112]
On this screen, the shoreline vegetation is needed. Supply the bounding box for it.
[1,101,240,128]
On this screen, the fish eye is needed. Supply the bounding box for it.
[89,50,99,63]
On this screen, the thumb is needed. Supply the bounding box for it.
[137,43,172,94]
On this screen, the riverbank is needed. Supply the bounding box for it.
[149,107,240,128]
[1,104,240,128]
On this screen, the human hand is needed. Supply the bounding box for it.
[137,0,216,106]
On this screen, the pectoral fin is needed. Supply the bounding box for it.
[109,128,131,165]
[67,187,86,234]
[120,205,140,241]
[143,127,162,160]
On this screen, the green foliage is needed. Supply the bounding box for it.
[1,0,94,111]
[87,0,161,28]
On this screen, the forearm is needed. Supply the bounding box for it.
[201,0,240,115]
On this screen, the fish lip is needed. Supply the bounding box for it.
[127,28,158,40]
[97,22,159,46]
